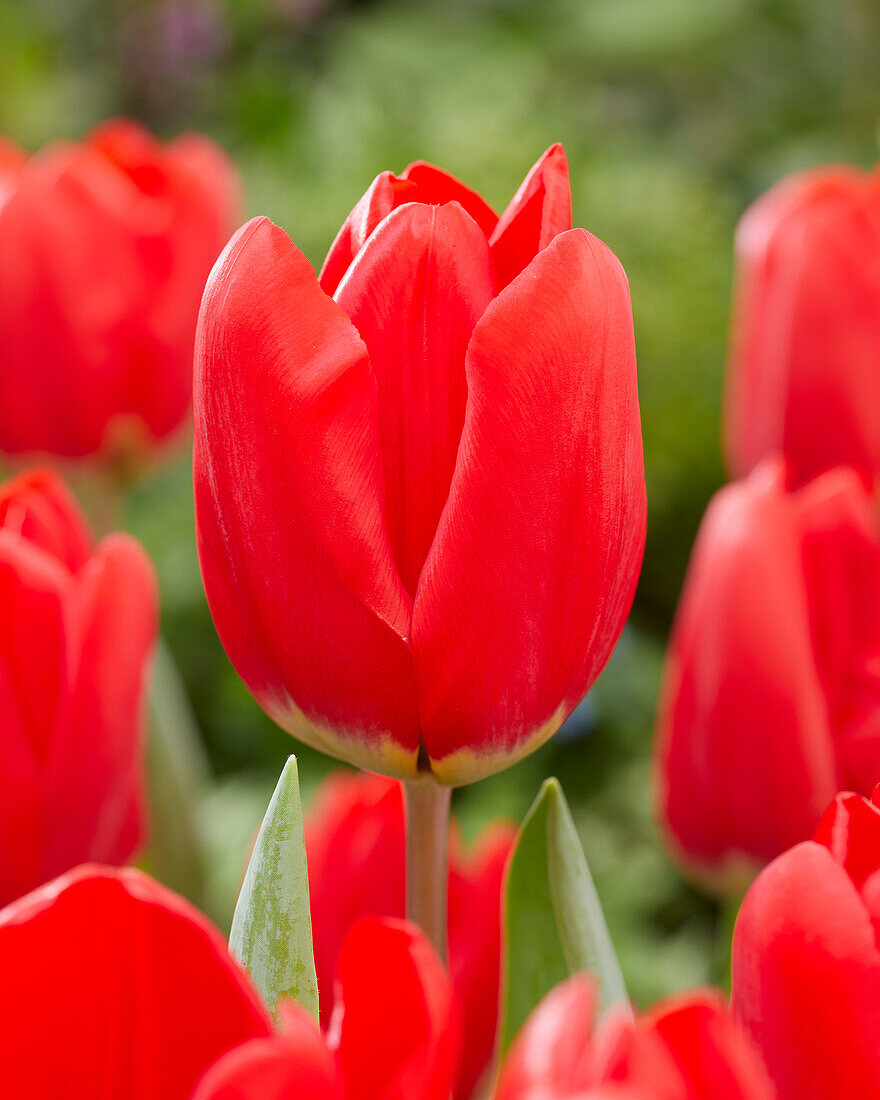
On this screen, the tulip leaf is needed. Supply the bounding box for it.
[145,638,211,906]
[501,777,628,1051]
[229,755,319,1022]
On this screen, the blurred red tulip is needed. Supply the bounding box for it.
[725,164,880,490]
[194,916,460,1100]
[495,975,773,1099]
[0,865,272,1098]
[194,144,646,785]
[655,460,880,888]
[0,468,157,905]
[305,770,514,1099]
[732,787,880,1099]
[0,119,239,462]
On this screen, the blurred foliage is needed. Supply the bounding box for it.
[1,0,879,1006]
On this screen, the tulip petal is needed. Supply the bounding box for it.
[733,841,880,1099]
[0,467,92,574]
[495,975,598,1100]
[490,144,572,289]
[331,916,460,1100]
[402,161,499,237]
[306,773,406,1029]
[195,217,420,777]
[596,991,775,1099]
[0,866,272,1099]
[0,658,42,905]
[0,144,143,456]
[193,1003,344,1100]
[655,469,839,878]
[413,229,645,784]
[791,467,880,793]
[43,534,157,876]
[319,171,421,296]
[335,201,496,596]
[725,169,880,489]
[0,532,68,766]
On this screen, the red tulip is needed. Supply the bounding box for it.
[194,144,646,785]
[305,769,514,1099]
[655,459,880,887]
[0,468,157,905]
[0,119,240,461]
[0,865,272,1098]
[732,787,880,1099]
[495,975,773,1099]
[725,164,880,490]
[194,916,460,1100]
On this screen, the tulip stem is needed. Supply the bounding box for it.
[404,778,452,964]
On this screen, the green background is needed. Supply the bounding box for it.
[2,0,879,1005]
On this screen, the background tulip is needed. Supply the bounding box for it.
[732,788,880,1099]
[194,144,646,787]
[495,975,773,1099]
[0,119,239,462]
[0,468,157,905]
[193,916,461,1100]
[655,460,880,887]
[305,769,514,1099]
[725,164,880,490]
[0,865,272,1099]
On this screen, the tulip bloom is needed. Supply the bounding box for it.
[495,976,773,1099]
[655,460,880,887]
[0,468,156,905]
[0,119,239,461]
[733,788,880,1099]
[195,916,460,1100]
[0,865,459,1099]
[725,164,880,490]
[0,865,273,1098]
[306,770,514,1099]
[195,144,646,785]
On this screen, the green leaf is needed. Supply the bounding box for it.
[143,637,211,906]
[229,755,319,1021]
[501,777,628,1051]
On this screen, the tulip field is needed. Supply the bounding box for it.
[1,1,880,1098]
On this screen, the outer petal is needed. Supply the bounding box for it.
[655,466,838,883]
[44,533,157,877]
[0,467,92,573]
[335,201,496,594]
[117,126,241,443]
[495,975,598,1100]
[792,467,880,792]
[732,840,880,1100]
[413,229,645,784]
[194,217,420,777]
[596,991,774,1099]
[490,144,572,289]
[193,1003,344,1100]
[0,530,68,766]
[306,772,406,1028]
[331,916,461,1100]
[725,168,880,488]
[0,866,272,1099]
[0,142,143,456]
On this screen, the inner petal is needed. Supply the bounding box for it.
[335,201,496,596]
